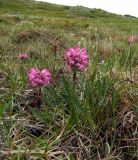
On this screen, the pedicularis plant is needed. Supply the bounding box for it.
[27,68,52,105]
[17,53,29,60]
[128,35,135,46]
[27,68,52,87]
[26,46,89,106]
[64,47,89,81]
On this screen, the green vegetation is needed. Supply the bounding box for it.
[0,0,138,159]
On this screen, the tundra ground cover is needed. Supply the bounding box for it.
[0,1,138,159]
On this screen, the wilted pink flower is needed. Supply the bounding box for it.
[128,36,135,45]
[64,47,88,71]
[27,68,51,87]
[17,53,29,60]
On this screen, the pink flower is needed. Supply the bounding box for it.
[27,68,51,87]
[17,53,29,60]
[64,47,88,71]
[128,36,135,45]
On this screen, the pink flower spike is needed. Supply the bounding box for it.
[65,47,88,71]
[27,68,52,87]
[17,53,29,60]
[128,36,135,45]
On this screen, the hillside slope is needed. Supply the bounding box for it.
[0,0,131,18]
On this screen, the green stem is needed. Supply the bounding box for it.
[73,69,77,82]
[38,87,41,98]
